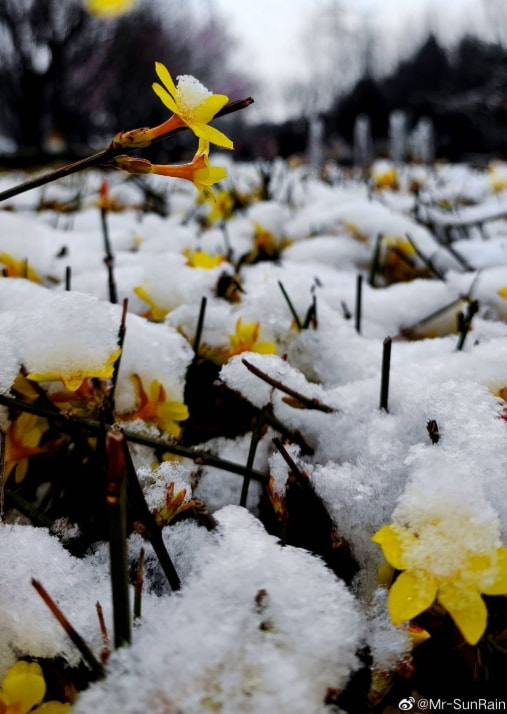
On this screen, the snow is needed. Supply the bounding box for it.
[2,157,507,708]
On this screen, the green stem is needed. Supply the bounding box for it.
[0,392,268,483]
[0,97,254,204]
[120,434,181,591]
[192,296,207,357]
[379,337,392,412]
[106,428,131,648]
[278,281,302,330]
[355,273,363,334]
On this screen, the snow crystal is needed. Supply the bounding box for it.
[176,74,212,111]
[72,506,364,714]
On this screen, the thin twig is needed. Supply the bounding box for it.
[456,299,479,352]
[368,233,382,287]
[108,298,128,414]
[0,97,254,204]
[133,547,145,620]
[106,428,131,648]
[379,337,392,412]
[100,194,118,305]
[0,392,268,483]
[278,281,302,330]
[355,274,363,334]
[32,578,105,680]
[95,601,111,664]
[241,358,335,413]
[405,233,445,280]
[192,296,207,357]
[120,433,181,591]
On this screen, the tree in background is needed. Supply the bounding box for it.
[0,0,251,158]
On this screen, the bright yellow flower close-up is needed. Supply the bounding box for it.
[124,374,189,438]
[151,62,233,150]
[0,660,70,714]
[372,521,507,645]
[228,318,276,357]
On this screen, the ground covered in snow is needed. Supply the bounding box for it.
[1,157,507,711]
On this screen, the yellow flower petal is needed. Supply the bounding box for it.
[253,341,277,354]
[478,547,507,595]
[155,61,178,99]
[32,703,72,714]
[191,123,234,150]
[1,660,46,712]
[371,524,409,570]
[192,94,229,124]
[387,569,438,625]
[151,82,178,115]
[438,581,488,645]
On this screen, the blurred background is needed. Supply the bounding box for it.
[0,0,506,165]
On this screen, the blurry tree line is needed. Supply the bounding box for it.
[328,33,507,161]
[253,31,507,163]
[0,0,252,162]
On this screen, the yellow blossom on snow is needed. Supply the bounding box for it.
[0,660,70,714]
[133,285,169,322]
[124,374,188,438]
[372,165,398,190]
[228,318,276,357]
[27,348,121,392]
[113,62,233,150]
[150,62,233,149]
[372,520,507,645]
[0,253,42,283]
[183,249,225,269]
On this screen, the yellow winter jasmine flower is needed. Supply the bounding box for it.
[133,285,169,322]
[83,0,137,17]
[183,249,225,269]
[113,140,227,199]
[372,521,507,645]
[27,347,121,392]
[0,253,42,283]
[113,62,233,150]
[151,62,233,149]
[228,318,276,357]
[124,374,189,438]
[372,166,398,190]
[0,660,71,714]
[206,190,235,223]
[4,412,48,484]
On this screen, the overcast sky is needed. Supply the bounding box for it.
[213,0,489,120]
